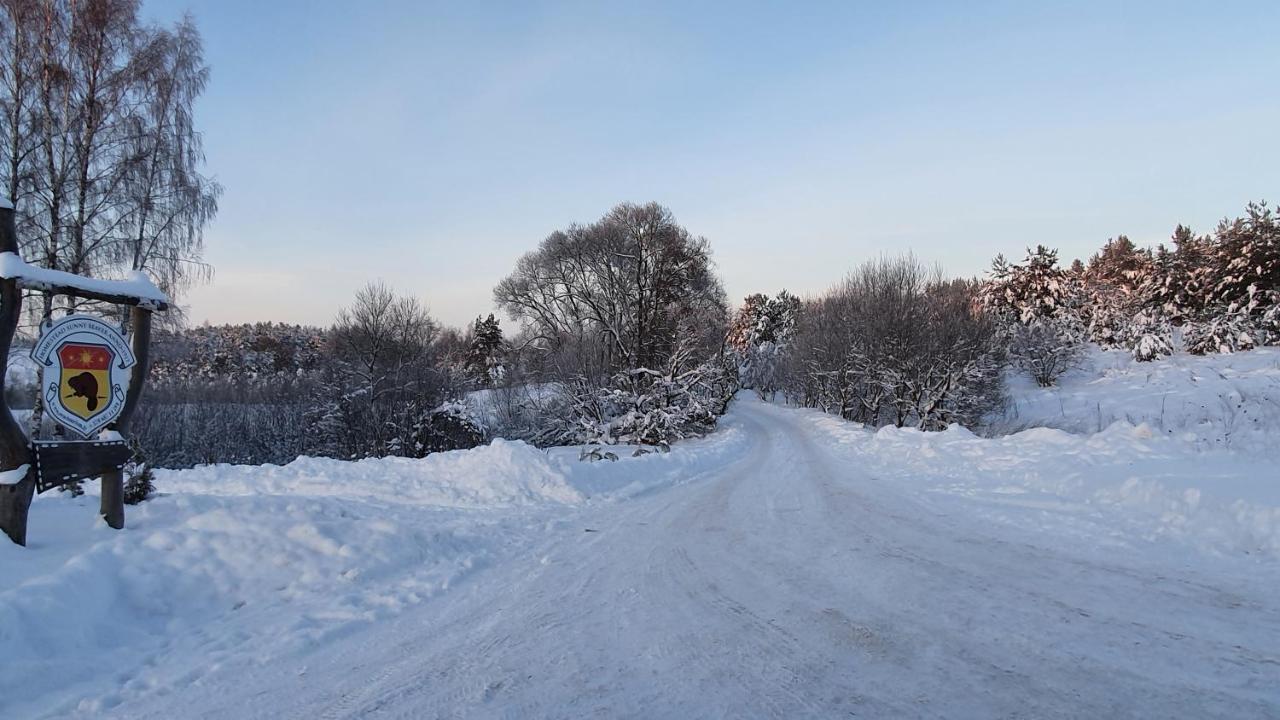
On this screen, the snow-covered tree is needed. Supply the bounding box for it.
[1080,236,1157,350]
[304,282,473,460]
[728,290,800,397]
[1127,309,1174,362]
[981,246,1085,385]
[122,438,156,505]
[1144,225,1215,324]
[492,202,733,448]
[464,314,505,388]
[981,245,1077,323]
[1154,202,1280,353]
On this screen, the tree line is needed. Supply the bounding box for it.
[731,199,1280,430]
[12,196,1269,471]
[80,202,738,468]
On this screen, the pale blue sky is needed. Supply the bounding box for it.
[145,0,1280,329]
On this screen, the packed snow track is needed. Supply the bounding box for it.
[18,397,1280,718]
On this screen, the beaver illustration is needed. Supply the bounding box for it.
[65,372,103,411]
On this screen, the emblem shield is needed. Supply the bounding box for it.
[31,315,136,438]
[57,342,114,421]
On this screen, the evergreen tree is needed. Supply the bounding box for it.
[727,294,769,353]
[1212,202,1280,319]
[123,439,156,505]
[465,314,505,387]
[981,245,1079,323]
[1081,236,1156,350]
[1180,202,1280,353]
[727,291,801,396]
[981,246,1085,386]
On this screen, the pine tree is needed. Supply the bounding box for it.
[1081,236,1155,349]
[981,246,1085,385]
[727,294,770,352]
[1140,225,1211,327]
[123,439,156,505]
[727,291,801,396]
[1086,236,1148,287]
[464,314,505,387]
[1211,203,1279,305]
[981,245,1078,323]
[1179,202,1280,353]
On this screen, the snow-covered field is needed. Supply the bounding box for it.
[2,349,1279,718]
[995,345,1280,455]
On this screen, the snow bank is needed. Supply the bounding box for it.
[793,345,1280,559]
[162,438,583,507]
[0,429,744,717]
[553,421,751,500]
[0,438,585,716]
[861,421,1280,556]
[0,489,504,717]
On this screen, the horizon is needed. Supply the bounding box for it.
[141,0,1279,329]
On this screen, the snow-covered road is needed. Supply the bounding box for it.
[102,397,1279,719]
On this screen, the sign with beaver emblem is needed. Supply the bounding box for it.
[30,315,136,438]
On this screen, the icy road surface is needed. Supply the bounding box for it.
[53,398,1280,718]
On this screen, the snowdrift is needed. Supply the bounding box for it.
[0,429,747,718]
[791,346,1280,558]
[1,439,580,716]
[997,346,1280,455]
[161,438,583,507]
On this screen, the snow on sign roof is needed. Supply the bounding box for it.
[0,252,169,309]
[0,196,12,210]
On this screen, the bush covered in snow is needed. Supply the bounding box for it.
[123,438,156,505]
[1004,318,1085,387]
[530,357,737,449]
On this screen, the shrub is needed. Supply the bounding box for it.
[123,439,156,505]
[1007,317,1085,386]
[535,358,737,449]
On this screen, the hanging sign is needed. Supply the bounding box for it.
[30,315,136,438]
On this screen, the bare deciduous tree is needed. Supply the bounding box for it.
[494,202,727,381]
[0,1,219,435]
[307,281,476,460]
[786,255,1005,430]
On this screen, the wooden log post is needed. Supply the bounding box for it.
[99,473,124,531]
[0,204,34,546]
[99,306,153,529]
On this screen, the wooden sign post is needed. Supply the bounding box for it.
[0,200,168,546]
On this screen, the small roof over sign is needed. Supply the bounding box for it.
[0,252,169,310]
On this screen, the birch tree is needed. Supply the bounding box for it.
[0,1,219,435]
